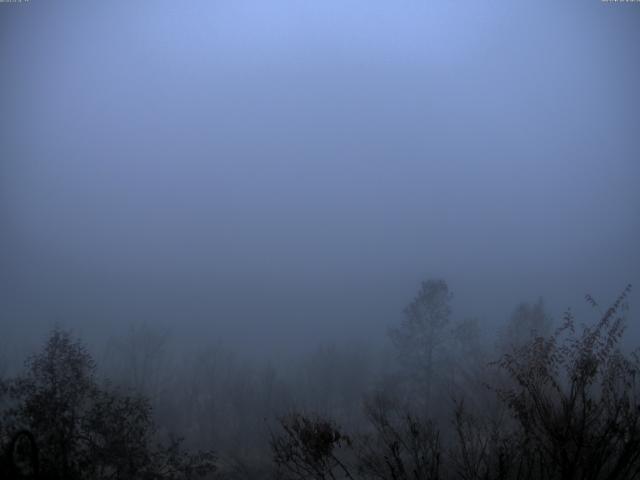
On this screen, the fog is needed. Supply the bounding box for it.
[2,1,638,357]
[1,0,639,361]
[1,1,640,477]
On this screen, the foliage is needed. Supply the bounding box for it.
[0,327,216,480]
[272,284,640,480]
[492,283,640,479]
[271,412,353,480]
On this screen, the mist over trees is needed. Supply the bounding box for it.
[1,281,637,479]
[1,1,638,479]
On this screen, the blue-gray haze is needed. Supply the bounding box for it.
[1,0,638,358]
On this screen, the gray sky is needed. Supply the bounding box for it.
[1,0,639,354]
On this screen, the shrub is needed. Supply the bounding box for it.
[492,284,640,479]
[270,412,353,480]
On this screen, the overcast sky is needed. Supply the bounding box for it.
[1,0,639,355]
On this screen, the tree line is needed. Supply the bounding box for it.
[0,280,637,479]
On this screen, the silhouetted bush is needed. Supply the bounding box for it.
[357,393,441,480]
[490,284,639,479]
[271,412,353,480]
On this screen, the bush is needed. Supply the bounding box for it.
[492,284,640,479]
[271,412,353,480]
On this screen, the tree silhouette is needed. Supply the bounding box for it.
[0,328,215,480]
[389,279,452,411]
